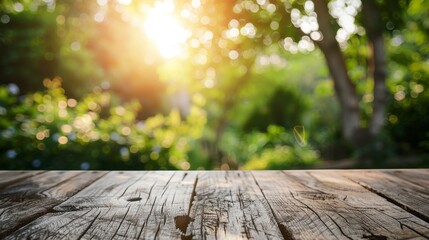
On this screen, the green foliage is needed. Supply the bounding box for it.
[243,87,308,131]
[0,9,59,93]
[388,91,429,153]
[385,0,429,154]
[243,145,318,170]
[221,125,319,170]
[1,0,429,170]
[0,79,206,170]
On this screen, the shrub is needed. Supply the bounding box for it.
[0,78,206,170]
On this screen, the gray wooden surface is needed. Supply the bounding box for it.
[1,170,429,239]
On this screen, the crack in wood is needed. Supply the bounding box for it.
[51,209,93,238]
[277,223,297,240]
[250,172,296,240]
[289,190,339,238]
[111,205,131,239]
[77,210,101,240]
[126,197,142,202]
[326,214,353,240]
[153,222,161,239]
[188,176,198,216]
[297,191,337,201]
[118,173,147,198]
[362,233,387,240]
[173,175,198,240]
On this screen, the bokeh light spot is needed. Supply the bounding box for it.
[58,136,69,144]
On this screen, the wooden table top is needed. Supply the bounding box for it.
[0,170,428,239]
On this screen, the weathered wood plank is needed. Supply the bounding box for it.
[0,171,44,189]
[7,171,197,240]
[0,171,105,237]
[342,169,429,223]
[186,171,284,239]
[253,170,429,239]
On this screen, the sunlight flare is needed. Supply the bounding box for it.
[143,2,191,59]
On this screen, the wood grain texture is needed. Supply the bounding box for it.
[0,171,105,237]
[186,171,284,239]
[1,170,429,240]
[342,169,429,222]
[253,170,429,239]
[7,171,197,240]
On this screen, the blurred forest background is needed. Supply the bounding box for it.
[0,0,428,170]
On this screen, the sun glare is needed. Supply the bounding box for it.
[143,2,191,59]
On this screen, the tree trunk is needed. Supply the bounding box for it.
[362,0,388,136]
[313,0,361,144]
